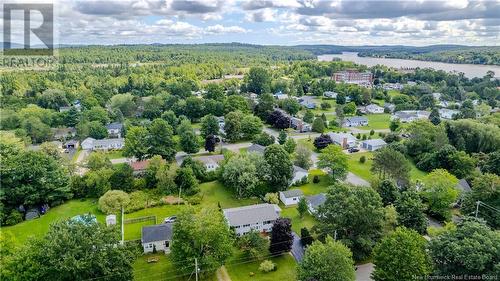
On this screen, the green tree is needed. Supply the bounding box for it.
[123,126,149,160]
[177,120,200,154]
[110,163,134,192]
[371,147,411,187]
[429,108,441,125]
[204,83,225,101]
[264,144,294,191]
[253,132,275,146]
[421,169,459,221]
[316,183,384,260]
[87,121,108,139]
[10,215,135,280]
[278,130,287,145]
[241,114,263,139]
[312,117,326,133]
[174,167,199,196]
[317,144,348,181]
[86,151,112,171]
[461,173,499,228]
[372,227,431,281]
[109,93,136,117]
[405,120,448,158]
[22,117,51,143]
[389,119,400,132]
[254,93,275,120]
[238,230,268,259]
[83,106,110,124]
[171,207,234,276]
[282,98,301,115]
[98,190,130,214]
[148,118,176,161]
[245,67,271,95]
[376,179,399,206]
[297,197,308,218]
[300,227,313,246]
[224,111,243,142]
[428,217,500,276]
[184,96,205,121]
[297,236,355,281]
[283,138,296,154]
[221,153,262,198]
[395,188,428,234]
[343,102,356,115]
[303,110,315,123]
[294,144,313,170]
[200,114,220,138]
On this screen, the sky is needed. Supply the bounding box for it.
[3,0,500,46]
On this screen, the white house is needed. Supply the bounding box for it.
[432,92,442,101]
[223,204,281,236]
[291,165,309,185]
[273,93,289,100]
[438,108,459,120]
[279,189,304,206]
[365,104,384,114]
[342,116,368,127]
[141,224,173,253]
[327,132,358,149]
[306,193,326,214]
[324,91,338,99]
[391,111,430,123]
[361,139,387,151]
[106,122,123,138]
[193,155,224,171]
[81,137,125,151]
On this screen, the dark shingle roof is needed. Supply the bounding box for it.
[306,193,326,209]
[281,189,304,198]
[142,224,173,243]
[106,122,123,130]
[248,143,266,154]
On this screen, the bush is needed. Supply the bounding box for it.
[370,129,375,136]
[264,193,279,204]
[186,193,203,205]
[359,156,366,163]
[5,210,23,226]
[313,175,320,183]
[259,260,276,273]
[125,190,164,213]
[98,190,130,214]
[356,133,361,139]
[321,102,332,110]
[362,134,367,140]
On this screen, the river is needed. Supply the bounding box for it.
[318,52,500,78]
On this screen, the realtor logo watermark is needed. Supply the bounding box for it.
[2,2,58,68]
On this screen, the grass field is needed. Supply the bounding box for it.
[292,169,332,195]
[198,180,259,209]
[280,206,316,234]
[355,114,391,130]
[347,151,428,182]
[105,150,124,159]
[1,199,105,245]
[225,253,297,281]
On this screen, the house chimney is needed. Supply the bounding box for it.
[342,137,347,149]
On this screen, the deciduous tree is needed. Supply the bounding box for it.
[317,144,348,181]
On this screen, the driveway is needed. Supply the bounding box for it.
[345,172,370,187]
[290,232,305,262]
[356,263,374,281]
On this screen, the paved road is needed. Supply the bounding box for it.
[75,150,90,175]
[356,263,374,281]
[348,128,391,134]
[290,232,305,262]
[345,172,370,187]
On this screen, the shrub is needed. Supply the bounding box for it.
[264,193,279,204]
[356,133,361,139]
[313,175,320,183]
[259,260,276,273]
[186,193,203,205]
[98,190,130,214]
[370,129,375,136]
[5,210,23,226]
[362,134,367,140]
[359,156,366,163]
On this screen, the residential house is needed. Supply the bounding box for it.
[342,116,368,127]
[216,116,225,134]
[438,108,459,120]
[306,193,326,214]
[323,91,338,99]
[391,111,430,123]
[279,189,304,206]
[193,155,224,171]
[327,132,358,149]
[384,103,395,113]
[361,139,387,151]
[53,127,76,141]
[381,83,404,91]
[141,224,173,253]
[129,160,151,176]
[432,92,442,101]
[300,100,316,109]
[273,93,290,100]
[106,122,123,138]
[81,137,125,151]
[291,165,309,186]
[247,143,266,154]
[291,117,312,132]
[64,139,79,150]
[365,104,384,114]
[223,204,281,236]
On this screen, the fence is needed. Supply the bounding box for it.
[124,215,156,225]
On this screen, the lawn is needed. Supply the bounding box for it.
[280,206,316,234]
[292,169,332,196]
[133,254,176,281]
[355,114,391,130]
[198,181,259,209]
[1,199,105,245]
[347,151,428,182]
[225,253,297,281]
[105,150,124,159]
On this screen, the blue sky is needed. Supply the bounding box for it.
[4,0,500,46]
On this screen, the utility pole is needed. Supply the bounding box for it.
[178,187,182,206]
[195,258,199,281]
[121,206,124,244]
[475,201,480,218]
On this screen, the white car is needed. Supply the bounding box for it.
[164,216,177,223]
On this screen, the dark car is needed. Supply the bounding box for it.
[348,147,360,153]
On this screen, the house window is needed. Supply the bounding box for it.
[243,224,250,227]
[148,243,153,248]
[293,198,297,201]
[165,241,170,248]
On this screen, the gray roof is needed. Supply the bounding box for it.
[293,165,308,174]
[306,193,326,209]
[362,139,387,146]
[223,204,281,226]
[142,224,173,243]
[193,155,224,165]
[344,116,368,123]
[280,189,304,198]
[106,122,123,130]
[327,132,357,144]
[456,179,471,193]
[248,143,266,154]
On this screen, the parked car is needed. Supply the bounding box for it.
[164,216,177,223]
[348,147,360,153]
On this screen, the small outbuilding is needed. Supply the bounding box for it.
[141,224,174,254]
[106,214,117,226]
[361,139,387,151]
[279,189,304,206]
